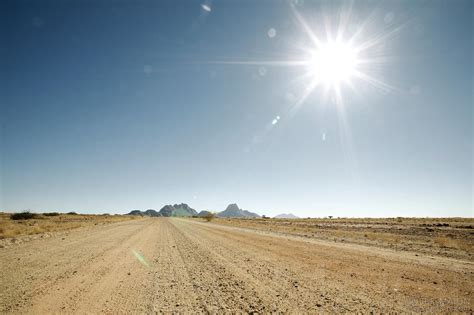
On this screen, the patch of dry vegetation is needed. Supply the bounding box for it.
[203,212,216,222]
[434,235,472,251]
[0,212,136,239]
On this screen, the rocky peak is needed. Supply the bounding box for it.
[225,203,240,212]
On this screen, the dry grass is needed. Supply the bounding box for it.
[0,212,136,239]
[434,235,473,251]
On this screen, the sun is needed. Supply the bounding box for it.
[308,41,359,88]
[209,2,397,105]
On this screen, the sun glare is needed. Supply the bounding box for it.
[308,41,359,87]
[209,3,399,112]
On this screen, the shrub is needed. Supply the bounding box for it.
[43,212,60,216]
[10,212,37,220]
[203,212,216,222]
[66,212,78,215]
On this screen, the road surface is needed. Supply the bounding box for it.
[1,218,472,313]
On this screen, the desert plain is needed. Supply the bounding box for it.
[0,215,473,313]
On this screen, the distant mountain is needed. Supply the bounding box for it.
[217,203,260,218]
[197,210,213,217]
[159,203,198,217]
[127,204,197,217]
[274,213,299,219]
[144,209,161,217]
[126,209,161,217]
[159,205,174,217]
[127,210,143,216]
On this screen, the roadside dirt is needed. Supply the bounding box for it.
[1,218,472,313]
[0,212,136,243]
[213,217,474,260]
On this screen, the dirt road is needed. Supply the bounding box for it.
[1,218,472,313]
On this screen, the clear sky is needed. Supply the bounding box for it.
[1,0,472,217]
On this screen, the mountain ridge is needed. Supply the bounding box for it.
[127,203,197,217]
[128,203,260,218]
[217,203,260,218]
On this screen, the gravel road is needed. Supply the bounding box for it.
[1,218,472,313]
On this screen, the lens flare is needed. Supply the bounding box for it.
[201,4,211,12]
[132,250,150,268]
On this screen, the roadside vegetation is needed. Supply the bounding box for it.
[43,212,60,217]
[0,212,136,239]
[10,212,38,220]
[203,212,216,222]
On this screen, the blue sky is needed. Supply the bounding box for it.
[1,0,472,217]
